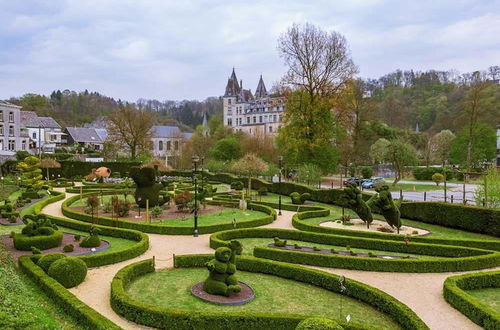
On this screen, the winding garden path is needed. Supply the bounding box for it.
[40,188,498,330]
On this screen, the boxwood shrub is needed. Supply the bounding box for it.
[18,255,120,330]
[111,256,428,330]
[48,256,87,288]
[37,253,66,272]
[13,230,64,251]
[443,270,500,329]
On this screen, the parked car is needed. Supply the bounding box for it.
[343,177,363,186]
[361,177,385,189]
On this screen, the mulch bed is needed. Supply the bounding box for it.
[191,281,255,305]
[1,233,110,261]
[70,203,228,222]
[268,244,415,259]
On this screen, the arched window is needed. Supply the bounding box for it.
[159,141,163,151]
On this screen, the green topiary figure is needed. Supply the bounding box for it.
[273,237,287,247]
[79,225,101,248]
[130,166,168,207]
[38,253,66,272]
[47,256,87,288]
[21,214,58,237]
[203,246,241,297]
[295,317,344,330]
[342,183,373,228]
[368,184,402,233]
[17,156,44,190]
[290,192,311,205]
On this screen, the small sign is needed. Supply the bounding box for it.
[346,314,351,322]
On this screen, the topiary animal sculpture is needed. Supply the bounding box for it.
[130,166,168,208]
[80,225,101,248]
[368,184,402,233]
[203,247,241,297]
[342,183,373,228]
[21,214,58,237]
[273,237,287,247]
[290,192,311,205]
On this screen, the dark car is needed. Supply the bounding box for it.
[343,177,363,186]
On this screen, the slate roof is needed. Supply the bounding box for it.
[95,128,108,141]
[0,100,22,108]
[39,116,61,128]
[151,126,182,138]
[65,127,105,143]
[224,68,241,97]
[183,132,193,140]
[254,75,267,98]
[21,111,42,127]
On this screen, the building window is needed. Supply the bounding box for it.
[259,116,262,123]
[0,126,3,135]
[159,141,163,151]
[247,117,250,124]
[9,126,14,136]
[22,141,26,150]
[8,140,15,151]
[174,141,179,151]
[269,126,273,133]
[0,111,3,121]
[167,141,171,151]
[32,132,37,139]
[279,115,282,122]
[9,112,14,122]
[273,115,277,122]
[227,119,232,126]
[253,117,256,123]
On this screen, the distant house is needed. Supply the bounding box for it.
[150,125,190,164]
[64,127,106,151]
[0,101,30,155]
[20,111,64,154]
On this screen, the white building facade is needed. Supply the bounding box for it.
[150,126,192,165]
[0,101,30,155]
[222,68,285,136]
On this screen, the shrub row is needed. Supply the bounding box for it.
[174,255,429,329]
[209,228,500,273]
[48,160,143,178]
[61,192,276,235]
[412,167,461,181]
[443,270,500,329]
[13,231,64,251]
[18,255,120,330]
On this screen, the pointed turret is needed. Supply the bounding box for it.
[202,112,209,136]
[254,75,267,98]
[224,67,241,97]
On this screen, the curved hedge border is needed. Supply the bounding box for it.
[191,171,500,237]
[111,256,429,330]
[62,192,276,235]
[31,191,150,268]
[209,228,500,273]
[443,270,500,329]
[13,230,64,251]
[18,255,121,330]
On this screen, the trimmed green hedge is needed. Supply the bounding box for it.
[18,255,121,330]
[209,228,500,273]
[29,190,149,268]
[443,270,500,329]
[111,256,428,330]
[13,230,64,251]
[49,160,142,178]
[61,193,276,235]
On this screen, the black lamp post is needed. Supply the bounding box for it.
[201,157,205,188]
[443,162,448,203]
[452,164,467,204]
[483,160,491,207]
[192,155,200,237]
[278,156,283,216]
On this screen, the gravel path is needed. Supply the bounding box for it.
[39,188,498,329]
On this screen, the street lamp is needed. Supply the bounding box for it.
[200,157,205,188]
[192,155,200,237]
[483,160,491,207]
[278,156,283,216]
[452,164,467,204]
[443,162,448,203]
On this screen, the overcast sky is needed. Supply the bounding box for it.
[1,0,499,102]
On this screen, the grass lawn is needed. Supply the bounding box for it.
[0,241,83,329]
[465,288,500,312]
[235,237,441,259]
[127,267,401,329]
[259,193,500,241]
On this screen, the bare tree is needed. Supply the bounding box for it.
[107,105,155,159]
[278,22,357,103]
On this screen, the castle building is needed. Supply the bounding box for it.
[222,68,285,135]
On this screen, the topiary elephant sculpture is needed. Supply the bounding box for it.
[130,166,168,208]
[203,240,242,297]
[368,184,402,233]
[342,183,373,228]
